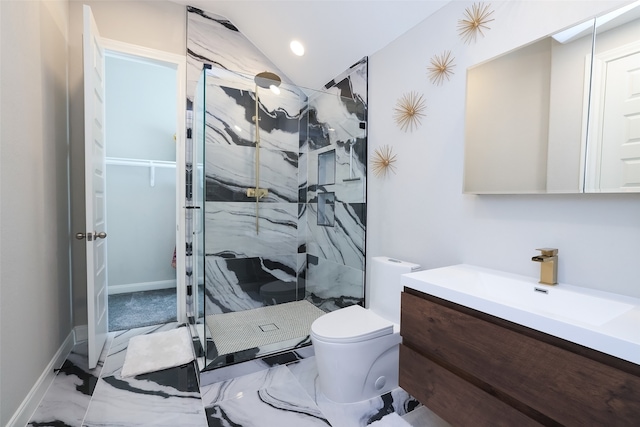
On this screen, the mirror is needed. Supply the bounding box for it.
[463,1,640,194]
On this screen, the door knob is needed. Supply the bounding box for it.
[75,231,107,240]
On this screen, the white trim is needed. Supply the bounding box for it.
[102,38,185,69]
[108,279,177,295]
[100,38,188,323]
[6,331,75,427]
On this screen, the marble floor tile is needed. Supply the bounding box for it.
[285,356,320,401]
[402,405,451,427]
[200,357,272,386]
[82,362,206,427]
[102,323,182,377]
[29,323,428,427]
[286,357,419,427]
[200,364,293,405]
[316,388,412,427]
[82,323,205,427]
[204,379,330,427]
[27,337,112,427]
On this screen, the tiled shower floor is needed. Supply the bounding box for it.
[27,322,449,427]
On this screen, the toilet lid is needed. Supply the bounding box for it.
[311,304,395,344]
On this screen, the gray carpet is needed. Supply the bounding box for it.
[109,288,177,331]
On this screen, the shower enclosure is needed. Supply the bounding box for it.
[192,64,368,371]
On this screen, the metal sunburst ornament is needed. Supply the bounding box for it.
[428,50,456,85]
[371,145,397,178]
[393,91,426,132]
[458,2,495,44]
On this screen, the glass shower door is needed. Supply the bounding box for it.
[197,63,368,371]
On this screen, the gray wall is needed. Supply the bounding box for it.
[0,1,71,424]
[0,1,186,420]
[68,0,186,327]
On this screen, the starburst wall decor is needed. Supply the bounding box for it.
[428,50,456,85]
[393,91,426,132]
[371,145,397,178]
[458,2,495,44]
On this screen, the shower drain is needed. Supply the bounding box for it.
[259,323,279,332]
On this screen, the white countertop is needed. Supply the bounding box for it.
[401,264,640,365]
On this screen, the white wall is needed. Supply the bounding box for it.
[0,1,71,424]
[367,0,640,299]
[68,0,186,326]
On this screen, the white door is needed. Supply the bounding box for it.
[597,49,640,191]
[83,5,108,369]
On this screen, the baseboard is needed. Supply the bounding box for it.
[6,331,75,427]
[108,279,176,295]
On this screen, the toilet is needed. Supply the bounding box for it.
[310,257,420,403]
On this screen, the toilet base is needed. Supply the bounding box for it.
[312,331,401,403]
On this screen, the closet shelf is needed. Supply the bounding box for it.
[106,157,176,187]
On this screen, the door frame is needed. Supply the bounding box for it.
[101,38,187,322]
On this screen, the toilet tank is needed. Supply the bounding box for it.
[369,257,421,324]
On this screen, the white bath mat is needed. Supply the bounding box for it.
[369,413,411,427]
[206,300,326,356]
[120,327,194,378]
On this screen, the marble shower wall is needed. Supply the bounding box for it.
[201,70,303,314]
[186,6,367,316]
[187,6,298,315]
[301,59,368,311]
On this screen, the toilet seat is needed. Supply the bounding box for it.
[311,304,394,344]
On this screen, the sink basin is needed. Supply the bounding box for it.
[401,264,640,365]
[474,272,634,326]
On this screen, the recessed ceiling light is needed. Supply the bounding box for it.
[290,40,305,56]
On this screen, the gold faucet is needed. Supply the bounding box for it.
[531,248,558,285]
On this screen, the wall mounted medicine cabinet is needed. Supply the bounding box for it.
[464,2,640,194]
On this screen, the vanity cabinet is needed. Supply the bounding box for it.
[399,289,640,426]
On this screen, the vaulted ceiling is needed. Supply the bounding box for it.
[170,1,450,89]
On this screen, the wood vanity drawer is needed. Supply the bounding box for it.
[399,344,542,427]
[400,290,640,426]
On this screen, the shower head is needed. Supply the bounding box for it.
[254,71,282,89]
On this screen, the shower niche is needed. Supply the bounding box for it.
[317,149,336,226]
[318,149,336,185]
[191,62,368,372]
